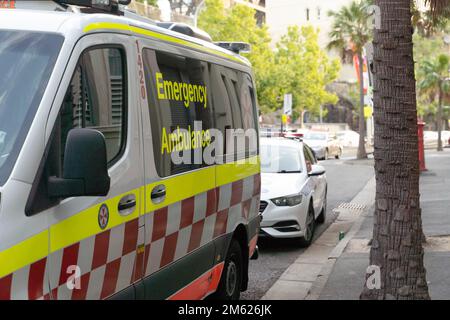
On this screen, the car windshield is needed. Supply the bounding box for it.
[260,144,302,173]
[304,132,327,140]
[0,30,63,184]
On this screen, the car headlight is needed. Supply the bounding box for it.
[271,194,303,207]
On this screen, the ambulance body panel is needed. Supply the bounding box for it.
[0,4,260,300]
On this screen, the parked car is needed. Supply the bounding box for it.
[424,131,438,149]
[336,130,360,147]
[441,131,450,146]
[302,131,343,160]
[259,138,327,247]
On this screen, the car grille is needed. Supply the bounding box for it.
[259,201,268,213]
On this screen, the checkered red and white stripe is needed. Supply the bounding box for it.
[143,174,260,277]
[0,173,260,300]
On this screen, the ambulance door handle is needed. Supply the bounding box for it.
[151,185,166,204]
[118,194,137,215]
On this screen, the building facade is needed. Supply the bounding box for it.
[266,0,357,82]
[226,0,266,25]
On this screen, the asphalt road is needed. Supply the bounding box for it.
[241,149,375,300]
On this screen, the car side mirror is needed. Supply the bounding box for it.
[48,128,111,198]
[308,165,326,177]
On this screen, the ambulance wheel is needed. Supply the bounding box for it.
[211,239,243,300]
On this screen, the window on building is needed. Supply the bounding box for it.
[306,8,310,21]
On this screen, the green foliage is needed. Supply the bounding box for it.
[135,0,158,6]
[418,54,450,95]
[413,0,450,36]
[417,53,450,118]
[327,0,373,56]
[413,30,449,62]
[276,26,340,116]
[198,0,340,115]
[198,0,277,113]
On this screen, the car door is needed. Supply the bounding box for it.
[303,145,326,215]
[42,34,144,300]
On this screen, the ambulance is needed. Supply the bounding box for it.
[0,0,261,300]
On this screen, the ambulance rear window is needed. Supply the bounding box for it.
[0,30,63,185]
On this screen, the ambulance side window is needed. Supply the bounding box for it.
[211,67,258,159]
[239,74,258,157]
[142,49,213,178]
[60,47,127,166]
[209,64,233,141]
[241,75,257,131]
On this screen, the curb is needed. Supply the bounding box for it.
[261,176,376,300]
[306,207,370,300]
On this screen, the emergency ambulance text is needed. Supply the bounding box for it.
[156,72,208,108]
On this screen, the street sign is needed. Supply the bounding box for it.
[283,93,292,115]
[281,114,288,125]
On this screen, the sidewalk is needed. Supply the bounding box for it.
[262,171,376,300]
[318,149,450,300]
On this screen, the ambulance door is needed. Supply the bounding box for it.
[138,41,217,299]
[35,33,144,300]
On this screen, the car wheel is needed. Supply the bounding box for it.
[316,189,327,224]
[210,239,243,300]
[296,204,316,247]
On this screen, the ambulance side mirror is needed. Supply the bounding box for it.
[48,128,111,198]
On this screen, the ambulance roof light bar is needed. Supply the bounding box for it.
[54,0,131,13]
[214,42,251,55]
[157,22,213,43]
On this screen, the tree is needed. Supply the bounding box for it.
[412,1,449,37]
[418,54,450,151]
[360,0,450,300]
[135,0,158,6]
[328,0,372,160]
[198,0,340,116]
[276,26,340,125]
[166,0,203,15]
[198,0,281,112]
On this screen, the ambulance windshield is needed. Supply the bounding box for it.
[0,30,63,185]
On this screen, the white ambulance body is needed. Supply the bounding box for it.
[0,0,260,300]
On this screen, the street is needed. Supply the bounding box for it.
[242,149,374,300]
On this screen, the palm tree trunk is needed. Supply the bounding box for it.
[357,52,368,159]
[437,85,443,151]
[360,0,430,300]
